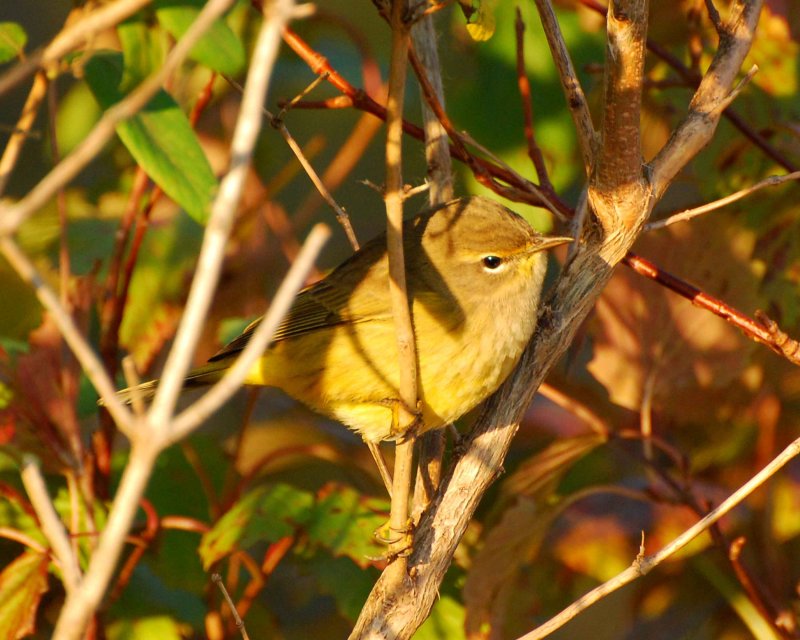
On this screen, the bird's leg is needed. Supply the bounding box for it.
[366,441,394,498]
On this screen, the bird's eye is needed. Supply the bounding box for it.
[482,256,503,270]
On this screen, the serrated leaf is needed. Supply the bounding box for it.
[199,484,314,568]
[200,483,389,570]
[83,51,216,223]
[0,22,27,63]
[155,0,244,75]
[0,551,49,639]
[304,484,388,567]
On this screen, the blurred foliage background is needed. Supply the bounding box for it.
[1,0,800,638]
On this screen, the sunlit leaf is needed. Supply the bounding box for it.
[464,498,562,638]
[0,551,49,639]
[417,595,466,640]
[83,51,217,223]
[588,214,761,421]
[155,0,245,75]
[304,484,388,567]
[0,22,26,63]
[199,483,314,568]
[117,17,167,90]
[460,0,497,41]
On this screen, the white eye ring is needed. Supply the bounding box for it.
[482,255,504,271]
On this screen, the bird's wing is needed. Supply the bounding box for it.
[208,274,390,363]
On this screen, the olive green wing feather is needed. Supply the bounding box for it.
[208,276,391,363]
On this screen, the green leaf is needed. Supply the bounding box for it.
[155,0,245,75]
[117,18,167,91]
[417,595,466,640]
[304,484,388,567]
[107,615,185,640]
[199,484,315,568]
[199,483,390,569]
[0,552,49,639]
[0,22,27,63]
[0,488,47,548]
[83,51,216,223]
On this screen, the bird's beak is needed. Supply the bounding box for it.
[535,236,573,251]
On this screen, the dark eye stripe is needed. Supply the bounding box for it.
[482,256,503,269]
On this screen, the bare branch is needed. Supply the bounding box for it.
[646,171,800,231]
[21,457,82,594]
[521,435,800,639]
[149,0,294,424]
[0,0,234,236]
[0,0,154,98]
[49,3,298,638]
[382,0,418,577]
[410,7,452,514]
[0,71,48,196]
[650,0,764,197]
[532,0,597,173]
[410,14,454,204]
[590,0,650,233]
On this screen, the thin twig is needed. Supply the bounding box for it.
[149,0,293,424]
[213,573,252,640]
[514,8,552,190]
[531,0,596,174]
[168,223,329,444]
[227,74,360,250]
[283,28,574,217]
[0,70,48,196]
[21,457,82,594]
[646,171,800,231]
[623,252,800,366]
[0,0,154,98]
[382,0,418,569]
[0,0,234,236]
[521,435,800,639]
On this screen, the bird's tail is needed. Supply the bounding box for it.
[101,361,229,406]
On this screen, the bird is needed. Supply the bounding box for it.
[115,195,571,445]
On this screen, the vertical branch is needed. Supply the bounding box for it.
[384,0,417,579]
[590,0,650,232]
[410,15,454,204]
[410,8,452,514]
